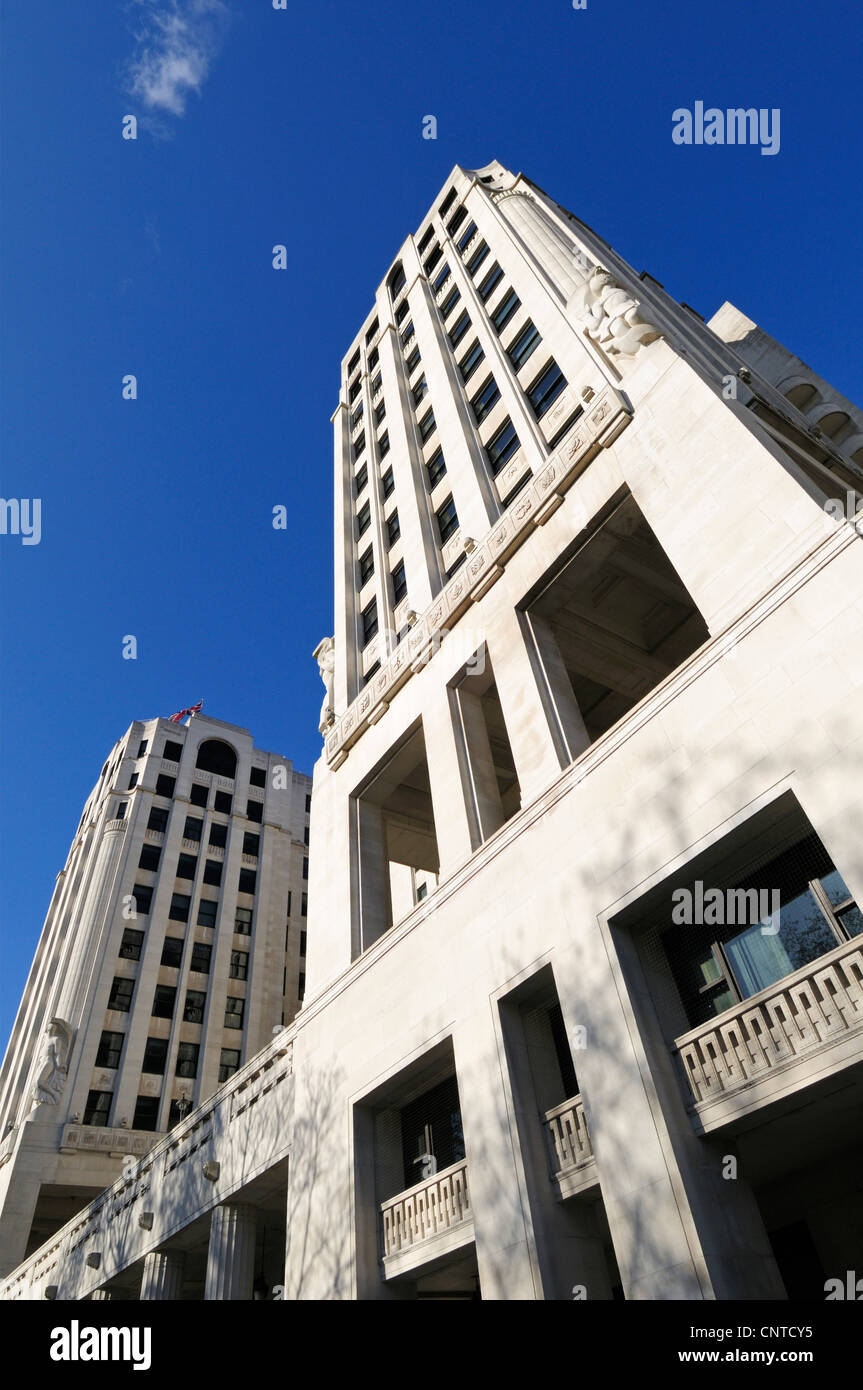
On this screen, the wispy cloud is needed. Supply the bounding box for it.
[126,0,231,119]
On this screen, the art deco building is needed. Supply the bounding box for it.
[0,713,311,1277]
[3,159,863,1301]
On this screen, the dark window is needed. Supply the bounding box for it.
[147,806,168,833]
[446,206,467,236]
[203,860,223,887]
[163,740,183,761]
[387,511,401,546]
[300,930,308,957]
[137,739,149,758]
[225,997,245,1030]
[357,501,371,537]
[184,989,206,1024]
[196,739,237,777]
[459,340,485,383]
[298,972,306,999]
[448,311,471,348]
[418,224,435,254]
[457,219,477,252]
[348,347,361,373]
[246,799,263,824]
[301,892,308,917]
[354,433,366,461]
[214,791,232,814]
[392,561,408,606]
[160,937,184,968]
[239,868,257,895]
[478,262,504,301]
[190,784,208,808]
[528,359,568,418]
[183,815,203,842]
[359,548,375,586]
[491,288,521,333]
[412,376,428,405]
[152,984,176,1018]
[197,898,218,928]
[155,774,175,798]
[132,1096,159,1132]
[427,448,447,490]
[400,322,414,349]
[176,853,197,880]
[108,977,134,1012]
[472,375,501,424]
[374,401,386,425]
[304,824,310,845]
[366,316,380,343]
[437,496,459,544]
[131,884,152,915]
[243,832,260,856]
[351,403,364,429]
[175,1042,200,1079]
[190,942,212,975]
[389,265,406,299]
[405,346,421,374]
[486,419,521,475]
[127,772,139,790]
[379,431,390,458]
[119,927,144,961]
[395,299,409,325]
[355,462,368,494]
[348,379,360,404]
[508,320,541,371]
[219,1048,241,1083]
[230,950,249,981]
[209,822,227,848]
[440,286,461,319]
[368,344,379,368]
[142,1038,168,1075]
[423,244,441,275]
[371,372,382,395]
[400,1074,464,1188]
[382,467,395,499]
[235,907,253,935]
[466,240,489,276]
[84,1091,113,1128]
[95,1031,124,1069]
[432,263,451,293]
[169,892,191,922]
[418,408,436,441]
[302,856,309,880]
[305,793,312,813]
[362,599,378,646]
[249,767,267,788]
[439,187,457,217]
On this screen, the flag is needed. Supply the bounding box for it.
[169,700,204,724]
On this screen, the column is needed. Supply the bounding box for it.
[485,607,568,804]
[355,800,393,950]
[204,1203,256,1301]
[522,612,592,766]
[453,686,506,842]
[422,685,476,877]
[140,1250,186,1301]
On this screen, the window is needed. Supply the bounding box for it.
[350,403,364,429]
[527,359,568,418]
[416,882,428,901]
[183,815,203,842]
[446,206,467,236]
[459,340,485,383]
[366,317,380,343]
[418,225,435,254]
[371,372,382,395]
[348,379,361,405]
[303,824,310,845]
[405,346,421,374]
[119,927,144,961]
[190,942,212,975]
[246,800,263,825]
[239,868,257,894]
[151,985,176,1019]
[432,263,451,293]
[486,419,521,476]
[368,344,379,368]
[249,767,267,788]
[466,240,489,277]
[160,937,183,968]
[478,262,504,301]
[440,286,461,319]
[426,448,447,490]
[359,548,375,586]
[472,375,500,424]
[300,892,308,917]
[230,950,249,981]
[300,930,307,957]
[400,322,414,348]
[190,784,208,808]
[184,989,206,1024]
[439,187,457,217]
[374,401,386,425]
[382,467,395,499]
[209,822,227,848]
[132,1096,159,1132]
[302,856,309,880]
[96,1031,124,1069]
[298,972,306,1000]
[243,831,260,856]
[163,740,183,761]
[412,375,428,405]
[392,561,407,606]
[348,347,361,374]
[176,853,197,880]
[127,772,139,790]
[508,320,541,370]
[387,511,401,546]
[355,462,368,494]
[84,1091,112,1128]
[353,433,366,460]
[137,739,149,758]
[357,500,371,537]
[142,1038,168,1075]
[379,431,390,458]
[225,997,245,1030]
[147,806,168,833]
[418,408,436,442]
[175,1042,200,1079]
[448,311,471,348]
[437,495,459,544]
[235,907,253,935]
[169,892,191,922]
[389,265,406,299]
[491,287,521,333]
[362,598,378,646]
[219,1048,241,1083]
[197,898,218,928]
[305,793,312,813]
[108,977,134,1012]
[131,884,152,915]
[155,774,175,798]
[423,244,441,274]
[395,299,409,325]
[214,791,232,814]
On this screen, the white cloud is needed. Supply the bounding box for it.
[127,0,231,118]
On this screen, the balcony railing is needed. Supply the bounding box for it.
[543,1094,593,1176]
[380,1158,470,1259]
[674,936,863,1108]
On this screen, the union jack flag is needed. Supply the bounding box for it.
[169,700,204,724]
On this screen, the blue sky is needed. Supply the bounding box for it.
[1,0,861,1049]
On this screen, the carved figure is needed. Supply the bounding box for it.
[313,637,336,734]
[32,1019,73,1108]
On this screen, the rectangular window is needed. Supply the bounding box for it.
[400,322,414,348]
[448,311,471,348]
[184,989,206,1024]
[379,431,390,458]
[405,346,421,374]
[426,448,447,490]
[350,403,364,429]
[486,418,521,476]
[190,942,212,975]
[508,320,541,370]
[472,375,501,424]
[359,548,375,586]
[348,378,361,404]
[459,340,485,383]
[447,206,467,237]
[387,511,401,546]
[478,262,504,301]
[302,856,309,880]
[219,1048,241,1083]
[491,287,521,333]
[457,219,477,251]
[84,1090,112,1128]
[209,822,227,848]
[190,783,208,808]
[249,767,267,788]
[169,892,191,922]
[225,996,245,1030]
[151,985,176,1019]
[362,598,378,646]
[305,793,311,813]
[366,317,379,343]
[142,1037,168,1075]
[437,495,459,544]
[432,263,451,293]
[163,740,183,761]
[353,433,366,460]
[214,790,232,813]
[246,799,263,824]
[392,561,407,606]
[183,815,203,842]
[131,884,152,915]
[300,930,307,957]
[147,806,168,833]
[95,1031,124,1069]
[439,188,457,217]
[155,774,175,798]
[357,500,371,537]
[412,375,428,405]
[203,860,223,887]
[304,824,310,845]
[115,801,128,820]
[119,927,144,961]
[108,977,135,1012]
[197,897,218,928]
[371,372,382,395]
[374,401,386,425]
[132,1096,159,1132]
[368,342,379,366]
[418,408,436,442]
[395,301,409,327]
[440,285,461,319]
[298,972,306,1000]
[355,462,368,494]
[176,853,197,880]
[348,348,361,374]
[239,868,257,894]
[235,906,253,935]
[137,739,149,758]
[160,937,183,968]
[175,1042,200,1079]
[382,469,395,502]
[127,772,139,790]
[466,240,489,276]
[301,892,308,917]
[243,831,260,856]
[230,950,249,981]
[527,359,568,418]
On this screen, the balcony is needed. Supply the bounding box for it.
[542,1095,598,1199]
[674,935,863,1131]
[380,1158,473,1278]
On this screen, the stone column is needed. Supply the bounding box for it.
[453,686,506,842]
[356,800,393,950]
[204,1203,256,1301]
[140,1250,186,1301]
[484,607,568,805]
[422,685,476,877]
[522,611,592,766]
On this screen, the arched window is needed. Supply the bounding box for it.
[784,382,819,412]
[388,262,406,301]
[195,740,237,779]
[816,410,853,443]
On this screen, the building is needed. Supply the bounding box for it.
[0,712,311,1278]
[3,159,863,1301]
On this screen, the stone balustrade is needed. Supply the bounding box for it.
[380,1157,470,1259]
[543,1094,593,1175]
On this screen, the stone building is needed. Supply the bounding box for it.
[3,160,863,1300]
[0,712,311,1277]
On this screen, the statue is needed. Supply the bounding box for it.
[570,263,661,361]
[313,637,336,735]
[32,1019,73,1109]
